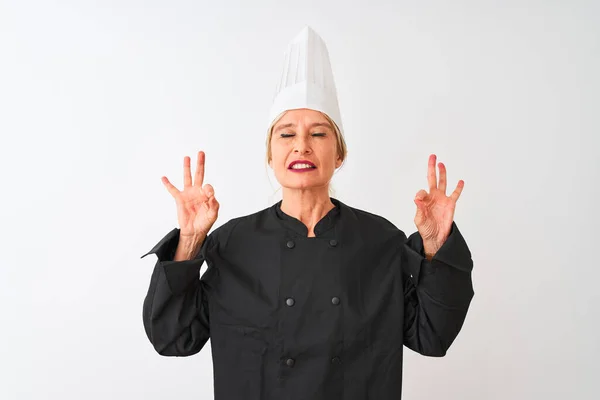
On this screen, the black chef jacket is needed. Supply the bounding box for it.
[141,197,474,400]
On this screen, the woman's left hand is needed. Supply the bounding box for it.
[414,154,464,256]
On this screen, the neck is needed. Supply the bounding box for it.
[280,187,335,236]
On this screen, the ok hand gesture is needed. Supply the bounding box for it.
[413,154,464,255]
[162,151,220,239]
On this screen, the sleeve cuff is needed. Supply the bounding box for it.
[403,241,427,286]
[140,227,180,262]
[429,221,473,272]
[403,221,473,285]
[161,233,214,295]
[141,229,215,296]
[161,259,205,295]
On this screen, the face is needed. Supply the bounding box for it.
[269,109,342,191]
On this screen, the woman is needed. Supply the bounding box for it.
[141,28,473,400]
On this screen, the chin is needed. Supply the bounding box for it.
[279,180,330,191]
[274,170,333,190]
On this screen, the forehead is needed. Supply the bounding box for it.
[274,109,332,129]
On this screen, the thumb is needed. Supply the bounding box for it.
[414,198,424,214]
[206,194,219,222]
[414,190,428,219]
[210,196,220,212]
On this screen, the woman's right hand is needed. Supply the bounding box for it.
[162,151,219,239]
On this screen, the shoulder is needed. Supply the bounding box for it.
[341,200,403,234]
[334,200,413,253]
[337,200,415,248]
[206,205,272,246]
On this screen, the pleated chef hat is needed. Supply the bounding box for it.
[268,26,344,135]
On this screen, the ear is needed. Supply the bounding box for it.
[335,156,342,169]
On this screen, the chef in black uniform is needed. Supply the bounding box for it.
[141,26,474,400]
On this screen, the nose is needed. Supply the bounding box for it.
[293,135,312,154]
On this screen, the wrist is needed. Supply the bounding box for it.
[179,232,205,245]
[422,240,441,260]
[175,233,206,261]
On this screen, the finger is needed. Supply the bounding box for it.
[183,156,192,188]
[427,154,437,191]
[415,189,428,201]
[195,151,205,187]
[161,176,180,198]
[438,162,447,194]
[450,180,465,203]
[203,183,214,198]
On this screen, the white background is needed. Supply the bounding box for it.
[1,0,598,399]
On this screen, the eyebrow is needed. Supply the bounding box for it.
[274,122,334,133]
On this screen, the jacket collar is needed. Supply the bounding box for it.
[273,197,341,237]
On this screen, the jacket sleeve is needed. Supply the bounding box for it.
[140,227,219,357]
[402,221,474,357]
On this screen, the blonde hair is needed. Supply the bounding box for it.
[265,110,348,197]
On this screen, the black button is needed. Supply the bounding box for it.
[285,297,295,307]
[329,239,338,247]
[286,240,295,249]
[331,356,341,364]
[286,358,295,367]
[331,296,340,305]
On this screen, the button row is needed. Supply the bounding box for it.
[285,297,340,306]
[284,357,342,367]
[285,239,338,248]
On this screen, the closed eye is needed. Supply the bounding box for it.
[280,133,327,138]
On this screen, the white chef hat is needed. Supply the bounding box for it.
[268,26,344,135]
